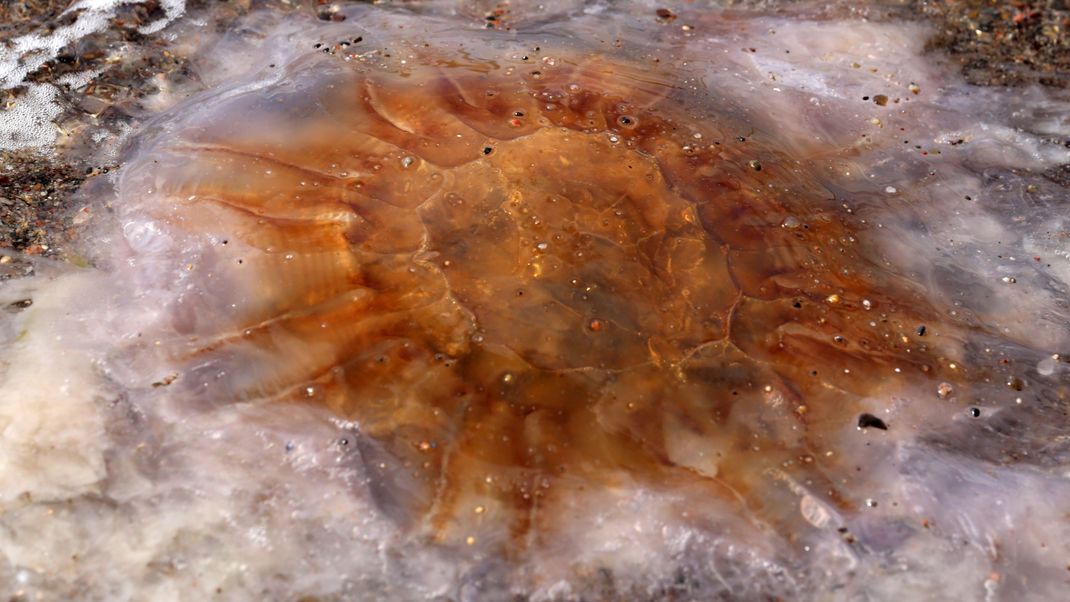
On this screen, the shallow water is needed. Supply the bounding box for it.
[1,1,1069,600]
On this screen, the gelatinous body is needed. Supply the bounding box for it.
[119,42,970,552]
[2,2,1070,600]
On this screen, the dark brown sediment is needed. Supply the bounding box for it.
[920,0,1070,88]
[0,0,74,39]
[0,153,85,259]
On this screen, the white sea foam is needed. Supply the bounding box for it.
[0,0,186,150]
[0,83,61,150]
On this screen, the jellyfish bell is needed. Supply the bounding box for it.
[9,2,1058,599]
[103,13,981,563]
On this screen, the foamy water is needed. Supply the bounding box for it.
[1,2,1069,600]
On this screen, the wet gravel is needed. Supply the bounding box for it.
[922,0,1070,87]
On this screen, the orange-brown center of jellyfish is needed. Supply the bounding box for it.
[142,51,963,550]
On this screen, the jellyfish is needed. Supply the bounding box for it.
[1,2,1069,600]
